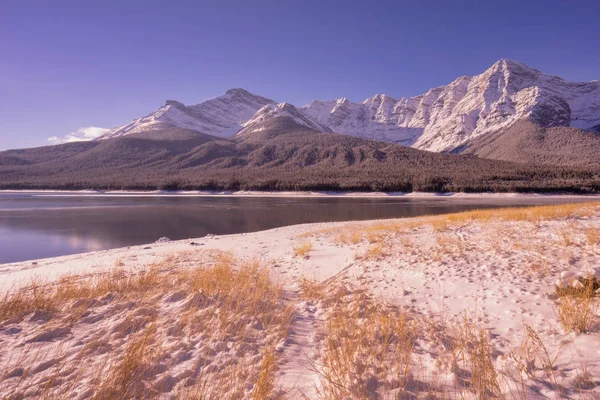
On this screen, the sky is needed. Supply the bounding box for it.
[1,0,600,150]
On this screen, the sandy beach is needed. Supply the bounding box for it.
[1,202,599,398]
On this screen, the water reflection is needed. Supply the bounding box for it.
[0,193,593,263]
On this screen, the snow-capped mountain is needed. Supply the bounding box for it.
[302,59,600,151]
[237,102,331,136]
[98,60,600,152]
[99,89,274,139]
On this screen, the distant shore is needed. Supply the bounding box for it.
[2,189,600,198]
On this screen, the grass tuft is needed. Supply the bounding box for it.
[556,282,597,334]
[315,292,416,399]
[294,241,313,258]
[251,347,278,400]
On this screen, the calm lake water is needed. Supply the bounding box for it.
[0,192,595,264]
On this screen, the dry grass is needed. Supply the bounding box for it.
[411,202,598,238]
[335,230,362,245]
[93,322,158,399]
[312,290,521,399]
[293,241,313,258]
[430,218,449,232]
[432,232,467,261]
[446,314,504,398]
[298,278,326,301]
[509,323,568,398]
[303,203,600,251]
[558,227,577,248]
[314,291,416,399]
[0,266,165,323]
[361,242,389,261]
[333,224,392,246]
[251,347,278,400]
[365,229,383,244]
[556,281,598,334]
[0,252,292,399]
[583,226,600,247]
[308,220,415,248]
[4,201,600,399]
[177,361,253,399]
[441,202,598,223]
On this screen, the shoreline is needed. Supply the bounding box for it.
[0,219,351,290]
[2,189,600,198]
[2,199,600,282]
[2,195,600,268]
[1,203,599,397]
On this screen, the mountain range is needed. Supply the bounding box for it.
[2,59,600,193]
[98,59,600,153]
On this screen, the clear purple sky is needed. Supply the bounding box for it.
[1,0,599,150]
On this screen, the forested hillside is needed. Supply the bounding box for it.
[2,120,600,193]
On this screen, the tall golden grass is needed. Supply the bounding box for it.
[0,252,292,399]
[304,202,600,244]
[93,322,158,399]
[298,278,326,301]
[555,282,598,334]
[447,314,503,398]
[313,291,416,399]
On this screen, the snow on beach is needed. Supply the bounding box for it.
[3,189,600,199]
[1,203,600,398]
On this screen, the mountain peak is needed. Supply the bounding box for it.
[98,61,600,152]
[101,88,274,140]
[493,58,529,67]
[238,102,331,135]
[487,58,541,76]
[225,88,251,96]
[363,94,397,105]
[165,100,186,109]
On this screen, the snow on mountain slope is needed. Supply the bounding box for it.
[237,102,331,135]
[303,59,600,152]
[302,90,445,145]
[97,60,600,153]
[99,89,274,139]
[413,59,600,151]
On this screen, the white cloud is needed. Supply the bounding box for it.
[48,127,110,144]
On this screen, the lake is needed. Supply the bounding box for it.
[0,192,595,264]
